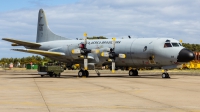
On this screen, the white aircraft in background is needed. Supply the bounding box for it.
[2,9,195,78]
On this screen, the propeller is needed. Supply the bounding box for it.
[179,39,182,44]
[101,37,126,73]
[83,32,88,70]
[71,33,99,70]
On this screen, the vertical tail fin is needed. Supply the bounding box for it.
[36,9,70,43]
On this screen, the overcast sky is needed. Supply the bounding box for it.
[0,0,200,58]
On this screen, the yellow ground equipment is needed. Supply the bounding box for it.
[182,52,200,69]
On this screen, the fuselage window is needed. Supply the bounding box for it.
[143,46,147,51]
[164,43,172,48]
[171,43,179,47]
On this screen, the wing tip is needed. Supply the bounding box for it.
[2,38,7,40]
[11,49,27,51]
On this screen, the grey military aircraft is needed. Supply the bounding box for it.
[2,9,195,78]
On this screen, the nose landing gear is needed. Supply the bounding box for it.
[162,69,170,78]
[78,69,89,77]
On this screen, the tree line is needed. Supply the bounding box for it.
[0,55,52,68]
[182,43,200,52]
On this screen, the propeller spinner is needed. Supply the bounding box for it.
[101,38,126,73]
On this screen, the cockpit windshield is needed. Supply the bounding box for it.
[171,43,179,47]
[164,39,182,48]
[164,42,181,48]
[164,43,172,48]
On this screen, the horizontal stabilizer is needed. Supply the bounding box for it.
[2,38,41,47]
[12,49,65,56]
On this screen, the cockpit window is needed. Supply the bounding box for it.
[164,43,172,48]
[171,43,179,47]
[179,43,182,46]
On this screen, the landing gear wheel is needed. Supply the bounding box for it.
[129,69,138,76]
[162,73,166,78]
[129,70,134,76]
[58,73,61,77]
[41,75,44,77]
[85,70,89,77]
[162,73,170,78]
[78,70,85,77]
[49,73,53,77]
[133,70,138,76]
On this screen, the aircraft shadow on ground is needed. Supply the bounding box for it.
[0,73,37,75]
[2,73,178,79]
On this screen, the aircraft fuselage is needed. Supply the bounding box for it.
[37,37,190,69]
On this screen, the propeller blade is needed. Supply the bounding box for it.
[101,52,109,57]
[84,58,88,70]
[112,37,116,50]
[112,61,115,73]
[179,39,182,44]
[91,49,100,54]
[83,32,87,47]
[71,48,81,54]
[118,54,126,58]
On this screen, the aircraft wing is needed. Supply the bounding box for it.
[2,38,41,47]
[12,49,65,56]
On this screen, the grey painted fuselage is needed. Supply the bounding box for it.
[37,38,183,68]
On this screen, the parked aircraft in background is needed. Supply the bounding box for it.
[2,9,195,78]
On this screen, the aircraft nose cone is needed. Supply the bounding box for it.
[177,48,195,62]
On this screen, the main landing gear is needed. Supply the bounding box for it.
[162,69,170,78]
[78,69,101,77]
[78,69,89,77]
[129,69,138,76]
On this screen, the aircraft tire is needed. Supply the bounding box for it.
[85,70,89,77]
[129,70,134,76]
[48,72,53,77]
[133,70,138,76]
[49,73,53,77]
[162,73,166,78]
[58,73,61,77]
[78,70,84,77]
[41,75,44,77]
[166,73,170,78]
[129,70,138,76]
[54,74,57,77]
[162,73,170,78]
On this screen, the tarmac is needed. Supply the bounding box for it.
[0,69,200,112]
